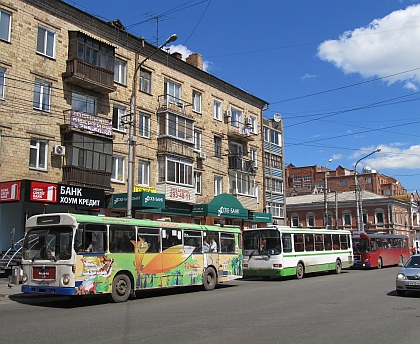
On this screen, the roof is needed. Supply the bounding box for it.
[286,190,385,206]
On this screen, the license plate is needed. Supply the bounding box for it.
[33,266,56,280]
[256,270,264,273]
[408,281,420,286]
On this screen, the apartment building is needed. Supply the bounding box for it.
[263,115,286,225]
[0,0,271,250]
[286,164,407,196]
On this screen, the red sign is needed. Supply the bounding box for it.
[0,181,21,202]
[30,182,58,203]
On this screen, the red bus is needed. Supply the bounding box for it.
[352,232,410,268]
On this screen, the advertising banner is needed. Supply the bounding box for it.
[0,181,21,202]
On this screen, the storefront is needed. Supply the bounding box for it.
[0,180,105,252]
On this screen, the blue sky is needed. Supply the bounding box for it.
[66,0,420,192]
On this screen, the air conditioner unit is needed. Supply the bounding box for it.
[52,145,65,156]
[199,151,207,159]
[225,110,231,117]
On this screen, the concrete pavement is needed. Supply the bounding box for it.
[0,278,24,298]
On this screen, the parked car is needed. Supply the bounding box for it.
[396,254,420,296]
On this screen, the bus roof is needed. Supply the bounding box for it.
[352,232,408,239]
[245,226,351,235]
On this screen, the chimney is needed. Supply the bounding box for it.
[172,52,182,60]
[186,53,203,70]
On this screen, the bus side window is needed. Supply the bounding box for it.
[315,234,324,251]
[332,234,340,250]
[305,234,314,251]
[294,234,304,252]
[282,233,292,253]
[340,235,348,250]
[324,234,332,251]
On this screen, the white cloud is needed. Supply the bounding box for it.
[317,4,420,88]
[166,44,211,72]
[349,144,420,170]
[332,153,343,160]
[302,73,318,80]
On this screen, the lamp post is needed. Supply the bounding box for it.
[126,34,178,218]
[354,148,381,231]
[324,158,332,228]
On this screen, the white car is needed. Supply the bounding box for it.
[396,254,420,296]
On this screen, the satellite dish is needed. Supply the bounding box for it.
[273,113,282,122]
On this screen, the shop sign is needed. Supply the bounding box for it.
[58,185,104,208]
[0,181,21,202]
[30,182,57,203]
[133,185,156,193]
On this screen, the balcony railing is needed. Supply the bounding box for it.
[62,166,112,191]
[157,136,195,159]
[62,59,116,94]
[228,156,256,173]
[157,94,193,118]
[227,122,254,141]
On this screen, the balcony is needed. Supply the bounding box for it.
[157,136,195,159]
[227,122,254,141]
[62,166,112,192]
[62,59,116,94]
[228,156,256,173]
[157,95,193,118]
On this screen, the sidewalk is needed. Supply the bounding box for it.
[0,278,24,299]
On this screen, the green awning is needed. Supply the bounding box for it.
[248,211,272,223]
[109,192,165,209]
[191,193,248,219]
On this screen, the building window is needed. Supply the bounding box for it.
[307,213,315,227]
[291,215,299,227]
[340,180,347,186]
[195,172,202,194]
[194,130,202,151]
[77,34,114,71]
[0,10,11,42]
[229,173,256,196]
[365,177,372,184]
[230,107,243,127]
[214,136,222,157]
[139,113,150,138]
[33,79,51,111]
[138,160,150,185]
[303,175,311,181]
[29,139,47,170]
[266,202,284,218]
[165,79,181,103]
[0,67,5,99]
[158,157,193,186]
[383,189,391,196]
[114,58,127,85]
[375,211,384,224]
[72,93,96,114]
[343,213,351,226]
[112,105,126,132]
[294,176,302,182]
[36,26,55,58]
[111,156,125,182]
[213,99,222,120]
[192,90,202,113]
[248,114,257,134]
[270,154,282,169]
[160,113,193,142]
[273,179,283,193]
[140,69,151,94]
[214,176,223,196]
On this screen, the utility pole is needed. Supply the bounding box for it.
[324,158,332,228]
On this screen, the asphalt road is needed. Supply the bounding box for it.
[0,267,418,344]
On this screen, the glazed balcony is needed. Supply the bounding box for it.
[228,156,256,173]
[62,59,116,94]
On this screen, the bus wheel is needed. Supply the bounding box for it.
[296,263,304,279]
[396,289,405,297]
[110,274,131,302]
[203,267,217,291]
[377,257,383,269]
[335,259,342,274]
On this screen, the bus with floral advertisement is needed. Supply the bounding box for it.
[21,213,242,302]
[352,232,410,268]
[242,226,353,279]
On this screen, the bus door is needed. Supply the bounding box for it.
[159,228,182,288]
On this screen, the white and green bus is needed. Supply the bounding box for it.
[242,226,353,279]
[21,213,242,302]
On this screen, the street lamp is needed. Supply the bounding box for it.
[126,34,178,218]
[354,148,381,231]
[324,158,332,228]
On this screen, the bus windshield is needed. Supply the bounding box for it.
[23,227,73,261]
[353,237,369,253]
[243,229,281,255]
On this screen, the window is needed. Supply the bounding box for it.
[33,79,51,111]
[214,136,222,157]
[139,113,150,138]
[0,67,5,99]
[214,176,223,196]
[112,105,126,132]
[365,177,372,184]
[36,26,55,58]
[111,156,125,182]
[272,179,283,193]
[248,114,257,134]
[229,173,256,196]
[114,58,127,85]
[0,10,11,42]
[294,234,304,252]
[140,69,151,94]
[165,79,181,103]
[161,113,193,141]
[376,211,384,224]
[270,154,282,169]
[194,130,202,151]
[138,160,150,185]
[343,212,351,226]
[231,107,243,127]
[307,214,315,227]
[192,90,202,113]
[303,175,311,181]
[266,202,284,218]
[291,216,299,227]
[294,176,302,182]
[29,139,47,170]
[72,93,96,114]
[195,172,202,194]
[250,148,257,167]
[270,130,281,146]
[340,180,347,186]
[77,34,114,70]
[213,99,222,120]
[158,157,193,186]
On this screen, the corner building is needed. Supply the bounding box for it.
[0,0,271,250]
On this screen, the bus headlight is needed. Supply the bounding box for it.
[62,274,70,285]
[397,273,406,280]
[22,274,28,284]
